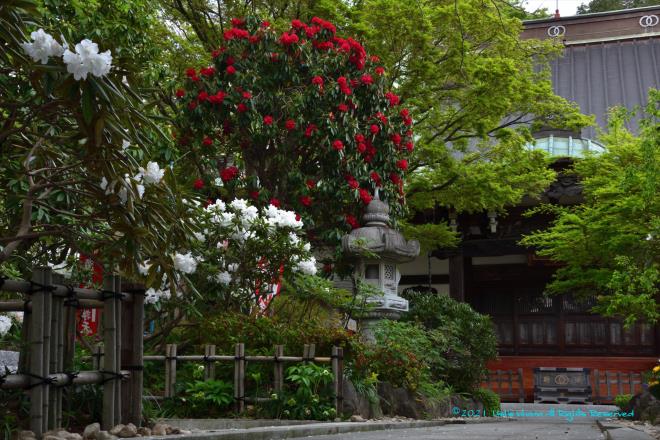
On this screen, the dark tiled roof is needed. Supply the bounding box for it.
[553,37,660,138]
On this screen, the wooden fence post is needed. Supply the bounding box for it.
[102,274,119,429]
[92,344,104,370]
[29,267,52,436]
[273,345,284,394]
[331,346,342,415]
[204,345,216,381]
[164,344,177,398]
[234,343,245,413]
[113,275,122,426]
[518,368,525,403]
[50,273,65,429]
[131,288,144,426]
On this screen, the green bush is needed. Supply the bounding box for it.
[267,363,336,420]
[614,394,633,410]
[402,292,498,392]
[472,387,500,415]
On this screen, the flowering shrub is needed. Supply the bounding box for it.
[142,198,316,308]
[175,16,414,248]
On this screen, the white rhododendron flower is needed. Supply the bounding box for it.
[193,232,206,242]
[230,198,249,212]
[63,39,112,80]
[141,162,165,185]
[0,315,12,336]
[137,262,151,276]
[136,183,145,199]
[21,29,63,64]
[263,205,303,229]
[216,271,232,285]
[144,288,171,305]
[295,257,318,275]
[172,252,198,274]
[227,263,239,272]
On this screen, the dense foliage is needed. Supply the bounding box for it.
[175,16,414,260]
[577,0,659,14]
[522,91,660,326]
[402,291,498,392]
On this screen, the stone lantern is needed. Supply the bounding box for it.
[341,194,420,341]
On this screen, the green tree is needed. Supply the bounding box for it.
[521,90,660,326]
[0,0,194,280]
[157,0,591,252]
[577,0,659,14]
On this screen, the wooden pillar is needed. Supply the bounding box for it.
[113,276,122,426]
[273,345,284,393]
[102,274,122,429]
[50,274,65,429]
[448,256,470,302]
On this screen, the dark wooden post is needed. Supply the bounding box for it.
[204,345,216,381]
[29,267,52,436]
[164,344,177,398]
[331,346,344,415]
[594,369,600,404]
[234,343,245,413]
[50,273,65,428]
[121,285,144,426]
[449,256,470,302]
[518,368,525,403]
[273,345,284,394]
[102,274,122,429]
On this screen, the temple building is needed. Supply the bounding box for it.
[398,6,660,402]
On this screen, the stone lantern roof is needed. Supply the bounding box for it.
[341,195,420,263]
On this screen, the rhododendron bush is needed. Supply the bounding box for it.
[174,16,413,253]
[142,198,316,309]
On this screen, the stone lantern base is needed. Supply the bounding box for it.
[358,295,409,343]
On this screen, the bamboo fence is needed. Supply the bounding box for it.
[0,267,145,436]
[137,342,344,414]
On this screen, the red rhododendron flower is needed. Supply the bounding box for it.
[231,18,246,27]
[357,142,367,153]
[295,213,301,221]
[385,91,400,106]
[375,66,385,75]
[332,140,344,151]
[269,198,281,208]
[208,91,226,104]
[261,21,270,28]
[202,136,213,146]
[300,195,312,207]
[347,178,359,189]
[370,171,382,186]
[405,141,414,152]
[237,103,248,113]
[279,32,299,46]
[346,214,360,229]
[359,188,372,205]
[224,28,249,40]
[306,179,316,189]
[225,56,235,65]
[291,19,305,29]
[361,74,373,85]
[285,119,296,130]
[390,173,402,184]
[370,55,380,62]
[403,115,413,126]
[211,49,222,58]
[355,133,365,143]
[188,101,198,111]
[175,89,185,98]
[311,76,324,88]
[242,91,252,99]
[185,68,196,78]
[391,133,402,145]
[200,66,216,77]
[369,124,380,135]
[304,124,318,137]
[220,166,240,182]
[193,178,204,189]
[338,103,348,112]
[226,65,236,75]
[396,159,408,171]
[263,115,273,125]
[198,90,208,101]
[400,108,410,118]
